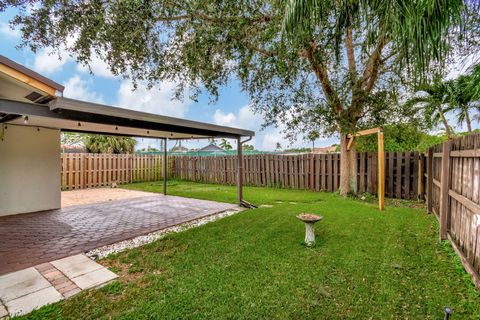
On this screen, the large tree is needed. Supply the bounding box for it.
[1,0,467,195]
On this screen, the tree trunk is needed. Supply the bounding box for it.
[339,134,357,196]
[439,109,453,139]
[465,109,472,132]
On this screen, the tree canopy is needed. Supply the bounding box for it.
[83,135,136,154]
[2,0,474,194]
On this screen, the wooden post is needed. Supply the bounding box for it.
[417,154,423,201]
[439,140,452,240]
[163,138,167,195]
[237,137,243,206]
[377,132,385,211]
[427,148,433,213]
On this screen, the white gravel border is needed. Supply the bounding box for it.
[86,208,243,260]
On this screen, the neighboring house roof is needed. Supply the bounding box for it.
[312,146,338,154]
[199,143,225,152]
[0,55,255,139]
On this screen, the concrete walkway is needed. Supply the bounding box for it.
[0,254,117,317]
[0,194,237,275]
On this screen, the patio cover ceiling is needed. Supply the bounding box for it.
[0,54,253,139]
[0,97,254,139]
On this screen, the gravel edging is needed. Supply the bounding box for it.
[86,208,243,260]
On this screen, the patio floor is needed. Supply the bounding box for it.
[0,194,237,275]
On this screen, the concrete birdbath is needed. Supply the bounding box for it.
[296,213,323,246]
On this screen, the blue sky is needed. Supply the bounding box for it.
[0,11,337,151]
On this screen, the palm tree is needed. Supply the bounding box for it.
[83,135,136,154]
[405,77,455,138]
[447,75,478,132]
[307,131,320,151]
[455,63,480,129]
[466,63,480,101]
[219,139,233,150]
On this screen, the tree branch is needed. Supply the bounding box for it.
[246,44,275,57]
[362,36,389,92]
[304,41,343,113]
[345,27,357,87]
[157,13,272,24]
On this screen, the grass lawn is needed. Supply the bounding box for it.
[19,181,479,319]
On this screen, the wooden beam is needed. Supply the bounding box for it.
[377,131,385,211]
[346,136,355,150]
[347,127,382,151]
[450,149,480,157]
[449,189,480,214]
[0,63,57,96]
[347,127,381,138]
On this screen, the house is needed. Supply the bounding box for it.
[199,143,225,153]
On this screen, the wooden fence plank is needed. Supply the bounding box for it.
[405,152,411,200]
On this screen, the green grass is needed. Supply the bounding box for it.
[19,181,480,319]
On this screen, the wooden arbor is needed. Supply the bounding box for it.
[347,127,385,211]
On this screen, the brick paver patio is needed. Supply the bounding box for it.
[0,195,237,275]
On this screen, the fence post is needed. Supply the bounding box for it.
[427,148,433,213]
[439,140,452,240]
[417,153,424,201]
[309,153,315,190]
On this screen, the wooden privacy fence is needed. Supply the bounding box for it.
[61,153,172,190]
[171,151,423,199]
[62,152,424,199]
[426,133,480,288]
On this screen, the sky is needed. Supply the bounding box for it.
[0,11,337,152]
[1,10,477,151]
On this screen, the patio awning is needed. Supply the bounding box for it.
[0,97,254,139]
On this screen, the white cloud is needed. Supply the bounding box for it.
[212,105,337,151]
[30,33,79,75]
[63,75,104,104]
[32,49,72,74]
[116,80,191,118]
[213,110,237,127]
[0,22,21,39]
[213,106,261,130]
[76,54,115,78]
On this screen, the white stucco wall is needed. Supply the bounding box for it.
[0,125,61,216]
